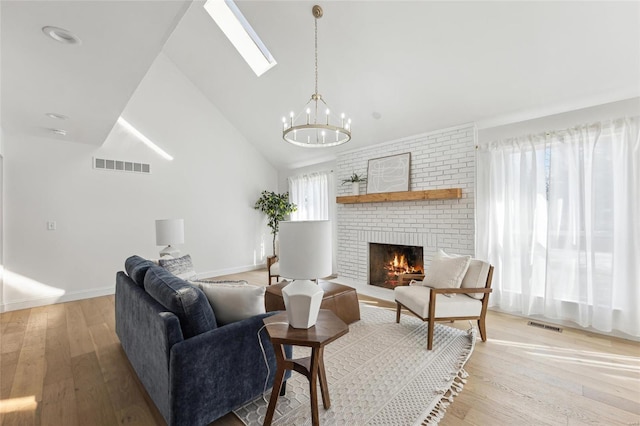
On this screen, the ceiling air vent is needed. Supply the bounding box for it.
[93,157,150,174]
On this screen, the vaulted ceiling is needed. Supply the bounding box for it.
[2,1,639,169]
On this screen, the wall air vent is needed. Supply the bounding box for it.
[93,157,150,174]
[527,321,563,333]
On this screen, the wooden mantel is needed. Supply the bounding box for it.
[336,188,462,204]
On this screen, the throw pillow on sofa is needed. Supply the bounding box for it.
[193,279,248,285]
[125,255,158,287]
[159,254,197,281]
[144,265,217,338]
[194,282,266,326]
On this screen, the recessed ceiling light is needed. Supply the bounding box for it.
[45,112,69,120]
[49,128,68,136]
[372,112,382,120]
[42,26,82,45]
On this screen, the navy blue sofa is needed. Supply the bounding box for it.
[115,255,289,426]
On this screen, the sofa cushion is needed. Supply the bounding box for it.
[144,265,217,338]
[125,255,157,287]
[395,285,482,318]
[422,249,471,290]
[194,282,266,326]
[159,254,197,281]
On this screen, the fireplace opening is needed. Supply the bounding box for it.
[369,243,424,289]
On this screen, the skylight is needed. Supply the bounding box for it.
[204,0,277,77]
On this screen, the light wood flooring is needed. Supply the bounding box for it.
[1,268,639,425]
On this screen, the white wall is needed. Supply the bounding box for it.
[0,128,4,309]
[1,0,4,306]
[2,53,278,312]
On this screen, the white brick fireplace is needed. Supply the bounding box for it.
[334,123,476,300]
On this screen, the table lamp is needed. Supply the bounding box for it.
[279,220,332,329]
[155,219,184,258]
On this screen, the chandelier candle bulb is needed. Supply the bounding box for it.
[306,108,311,124]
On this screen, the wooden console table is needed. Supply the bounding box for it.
[263,310,349,426]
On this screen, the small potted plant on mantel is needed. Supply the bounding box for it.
[342,172,367,196]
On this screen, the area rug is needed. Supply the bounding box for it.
[234,303,475,425]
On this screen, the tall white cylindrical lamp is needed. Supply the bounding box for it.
[279,220,332,329]
[155,219,184,258]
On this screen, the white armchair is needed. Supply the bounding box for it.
[395,251,494,350]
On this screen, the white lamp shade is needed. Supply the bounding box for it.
[279,220,332,279]
[155,219,185,246]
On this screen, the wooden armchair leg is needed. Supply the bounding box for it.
[395,303,402,323]
[478,317,487,342]
[427,320,435,350]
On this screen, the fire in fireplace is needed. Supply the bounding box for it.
[369,243,424,289]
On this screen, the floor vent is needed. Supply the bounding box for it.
[527,321,563,333]
[93,157,150,174]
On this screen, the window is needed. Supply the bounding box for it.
[288,172,329,221]
[476,117,640,337]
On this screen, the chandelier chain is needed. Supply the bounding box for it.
[315,16,318,96]
[314,15,319,121]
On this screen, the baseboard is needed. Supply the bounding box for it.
[0,285,115,313]
[196,262,266,280]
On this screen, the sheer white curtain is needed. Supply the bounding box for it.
[288,172,330,221]
[477,117,640,336]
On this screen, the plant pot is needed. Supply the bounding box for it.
[352,182,360,196]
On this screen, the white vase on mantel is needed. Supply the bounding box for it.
[352,182,360,196]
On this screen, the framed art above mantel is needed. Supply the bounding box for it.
[366,152,411,194]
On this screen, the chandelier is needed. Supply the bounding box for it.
[282,5,351,148]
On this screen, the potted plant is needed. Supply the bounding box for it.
[342,172,367,195]
[254,191,297,257]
